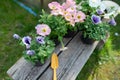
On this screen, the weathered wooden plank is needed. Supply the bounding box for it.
[7,35,75,80]
[59,42,98,80]
[38,33,98,80]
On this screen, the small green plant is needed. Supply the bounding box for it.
[77,0,119,40]
[39,10,68,40]
[13,24,55,64]
[39,0,86,50]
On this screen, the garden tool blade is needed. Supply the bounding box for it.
[51,53,59,69]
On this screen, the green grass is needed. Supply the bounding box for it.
[0,0,37,79]
[0,0,120,80]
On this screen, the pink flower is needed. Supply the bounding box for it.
[74,11,86,22]
[70,20,75,26]
[51,10,60,16]
[51,8,63,16]
[66,5,77,13]
[48,2,64,16]
[62,0,76,9]
[35,24,51,36]
[61,10,69,16]
[64,12,73,21]
[48,2,61,10]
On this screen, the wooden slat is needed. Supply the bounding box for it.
[38,33,98,80]
[7,36,74,80]
[7,32,99,80]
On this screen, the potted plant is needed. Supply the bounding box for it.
[13,0,120,65]
[76,0,120,44]
[39,0,86,50]
[13,24,55,66]
[12,0,86,65]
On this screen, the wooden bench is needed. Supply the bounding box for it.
[7,32,105,80]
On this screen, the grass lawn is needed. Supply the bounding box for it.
[0,0,120,80]
[0,0,37,79]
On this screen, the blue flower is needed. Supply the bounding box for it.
[109,18,116,26]
[36,36,45,44]
[91,15,101,24]
[13,34,20,39]
[26,50,35,55]
[22,36,31,49]
[97,10,104,15]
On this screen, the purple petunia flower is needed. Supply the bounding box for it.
[91,15,101,24]
[97,10,104,15]
[13,34,20,39]
[22,36,31,49]
[109,18,116,26]
[26,50,35,55]
[36,36,45,44]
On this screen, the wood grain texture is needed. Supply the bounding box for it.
[38,33,98,80]
[7,36,74,80]
[7,32,99,80]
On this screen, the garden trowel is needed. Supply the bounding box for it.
[51,53,59,80]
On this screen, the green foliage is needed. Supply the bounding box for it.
[75,0,82,4]
[0,0,37,79]
[78,0,96,14]
[39,10,75,41]
[20,36,55,64]
[80,17,110,40]
[77,0,111,40]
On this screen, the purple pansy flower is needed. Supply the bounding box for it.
[91,15,101,24]
[36,36,45,44]
[97,10,104,15]
[13,34,20,39]
[26,50,35,55]
[109,18,116,26]
[22,36,31,49]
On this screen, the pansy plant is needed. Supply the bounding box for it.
[13,24,55,64]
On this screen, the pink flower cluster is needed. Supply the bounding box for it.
[48,0,86,26]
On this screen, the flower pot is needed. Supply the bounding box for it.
[35,61,44,67]
[64,31,76,38]
[80,34,95,44]
[54,39,60,46]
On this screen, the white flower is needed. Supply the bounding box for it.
[102,1,120,19]
[89,0,101,8]
[104,11,116,19]
[118,7,120,13]
[99,3,106,12]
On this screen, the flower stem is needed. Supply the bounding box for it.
[60,39,65,48]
